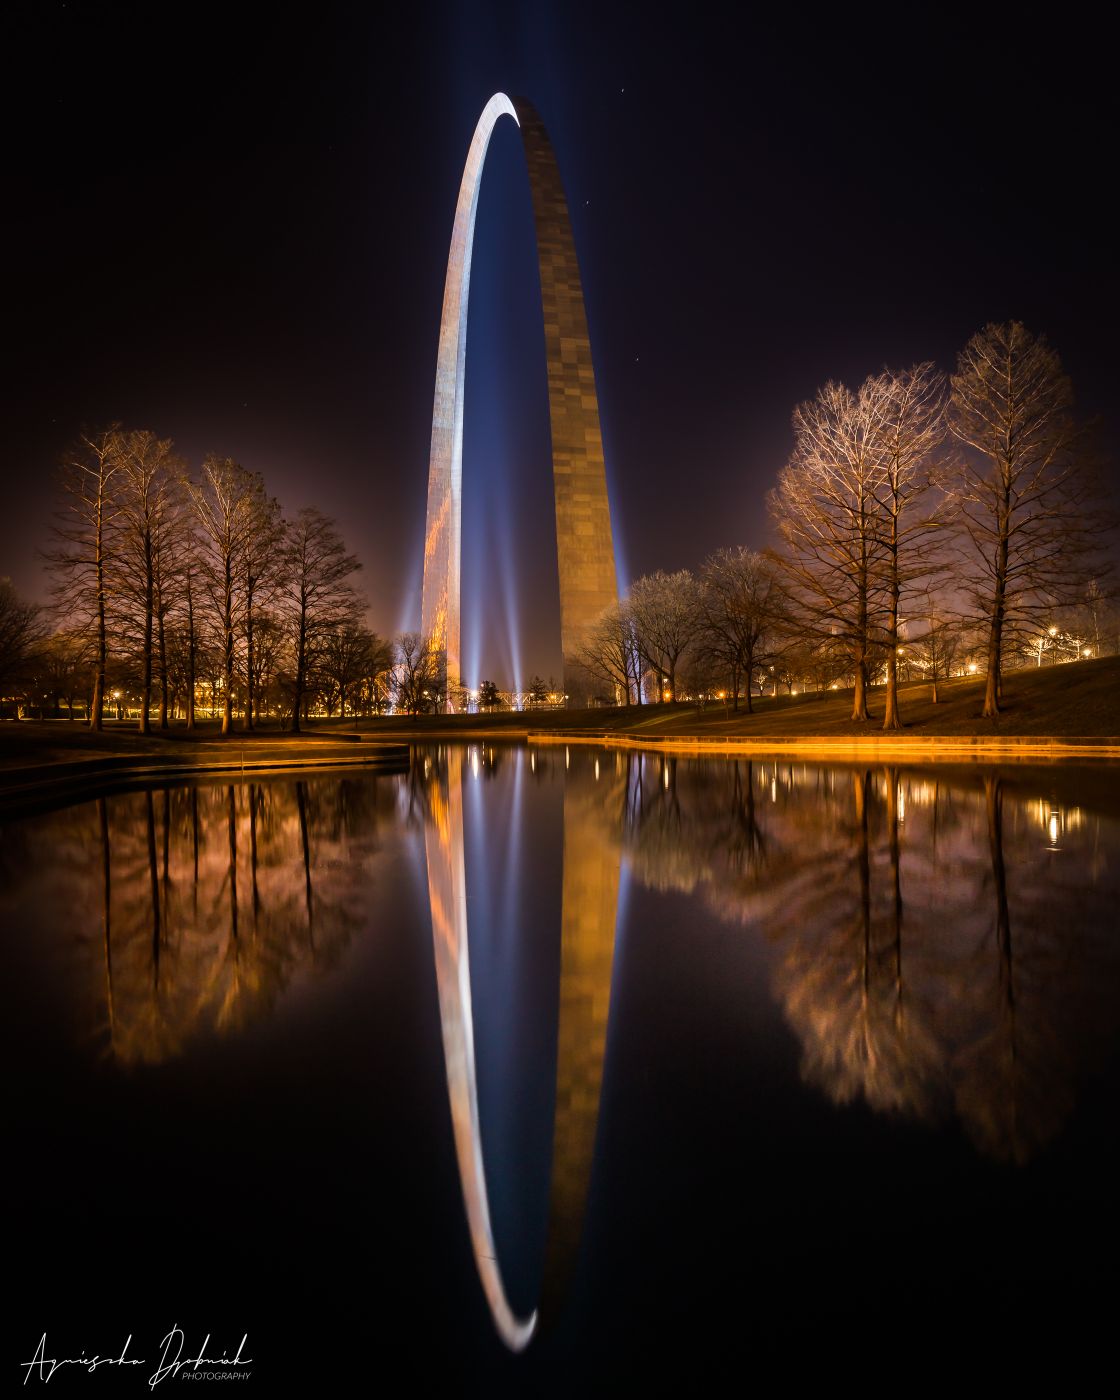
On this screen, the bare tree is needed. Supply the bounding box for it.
[189,456,260,735]
[768,381,885,720]
[280,508,363,731]
[628,569,699,702]
[697,547,783,712]
[908,589,963,703]
[866,364,947,729]
[357,632,395,715]
[116,429,182,734]
[179,531,202,728]
[242,483,284,729]
[246,610,286,722]
[43,426,122,729]
[0,579,46,713]
[1075,578,1117,657]
[575,600,643,705]
[149,467,195,729]
[948,321,1112,717]
[321,623,380,718]
[40,631,89,719]
[391,632,445,715]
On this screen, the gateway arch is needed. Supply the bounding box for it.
[421,93,618,705]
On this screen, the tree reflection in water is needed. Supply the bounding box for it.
[4,751,1116,1174]
[952,776,1081,1165]
[30,776,397,1065]
[618,755,1119,1163]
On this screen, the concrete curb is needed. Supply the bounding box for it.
[527,732,1120,761]
[0,744,412,817]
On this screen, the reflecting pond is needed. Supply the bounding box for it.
[4,746,1118,1386]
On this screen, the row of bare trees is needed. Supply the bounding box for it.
[40,426,392,732]
[577,321,1115,726]
[770,321,1112,723]
[5,321,1112,727]
[576,551,785,712]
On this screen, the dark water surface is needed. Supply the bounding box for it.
[4,746,1118,1389]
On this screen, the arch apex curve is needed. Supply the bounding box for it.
[421,93,618,708]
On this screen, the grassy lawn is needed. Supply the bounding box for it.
[600,654,1120,739]
[359,655,1119,739]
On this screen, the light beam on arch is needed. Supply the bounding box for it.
[421,93,618,707]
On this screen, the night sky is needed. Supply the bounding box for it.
[5,2,1117,685]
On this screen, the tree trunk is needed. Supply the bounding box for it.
[90,482,107,731]
[245,578,255,731]
[90,670,104,731]
[290,605,307,733]
[158,601,169,729]
[983,620,1002,719]
[186,576,197,730]
[983,595,1006,718]
[982,477,1012,718]
[222,556,234,736]
[852,664,869,722]
[883,514,902,729]
[139,536,153,735]
[883,650,901,729]
[983,524,1008,719]
[851,528,870,722]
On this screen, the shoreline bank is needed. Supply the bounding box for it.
[526,732,1120,761]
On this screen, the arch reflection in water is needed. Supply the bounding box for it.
[422,746,622,1350]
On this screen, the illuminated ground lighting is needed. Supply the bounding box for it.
[420,94,619,710]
